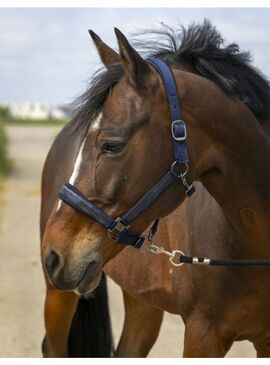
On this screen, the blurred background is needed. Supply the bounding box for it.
[0,7,269,357]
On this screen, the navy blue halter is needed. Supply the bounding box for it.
[59,58,195,249]
[148,58,189,165]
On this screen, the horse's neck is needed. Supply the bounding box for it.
[179,72,270,252]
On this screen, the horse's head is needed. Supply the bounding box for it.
[41,26,270,295]
[41,29,193,294]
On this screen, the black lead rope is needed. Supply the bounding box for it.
[147,227,270,267]
[179,255,270,266]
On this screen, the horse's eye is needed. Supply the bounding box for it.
[101,141,125,154]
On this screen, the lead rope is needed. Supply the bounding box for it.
[145,221,270,267]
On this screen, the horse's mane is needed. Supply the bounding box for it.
[70,19,270,133]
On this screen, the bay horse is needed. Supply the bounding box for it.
[40,21,270,357]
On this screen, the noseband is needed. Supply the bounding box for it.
[59,58,195,249]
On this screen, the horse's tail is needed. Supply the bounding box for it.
[68,272,114,357]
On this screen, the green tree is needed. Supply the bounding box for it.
[0,106,10,119]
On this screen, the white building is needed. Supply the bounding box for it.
[50,107,67,120]
[8,102,50,120]
[6,102,70,120]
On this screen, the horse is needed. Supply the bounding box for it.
[40,20,270,357]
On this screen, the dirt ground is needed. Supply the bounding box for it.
[0,125,256,357]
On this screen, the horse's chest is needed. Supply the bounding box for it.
[104,247,179,313]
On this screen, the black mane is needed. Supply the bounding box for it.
[70,19,270,133]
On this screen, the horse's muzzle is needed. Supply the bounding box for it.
[44,249,101,292]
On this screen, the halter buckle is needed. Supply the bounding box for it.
[108,217,129,240]
[171,120,187,141]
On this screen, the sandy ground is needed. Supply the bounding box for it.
[0,125,256,357]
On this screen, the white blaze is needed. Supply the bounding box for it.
[55,112,102,213]
[69,138,86,185]
[90,112,102,132]
[55,138,86,212]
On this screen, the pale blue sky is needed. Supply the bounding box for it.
[0,8,269,105]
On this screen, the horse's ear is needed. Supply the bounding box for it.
[114,28,153,89]
[89,30,119,68]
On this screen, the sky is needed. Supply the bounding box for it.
[0,8,269,106]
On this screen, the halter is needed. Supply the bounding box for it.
[59,57,195,249]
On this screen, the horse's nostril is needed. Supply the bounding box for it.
[44,250,61,277]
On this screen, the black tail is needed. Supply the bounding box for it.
[68,273,114,357]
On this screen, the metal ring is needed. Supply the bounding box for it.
[170,161,189,178]
[169,250,185,267]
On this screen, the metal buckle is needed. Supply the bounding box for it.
[108,217,129,240]
[171,120,187,141]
